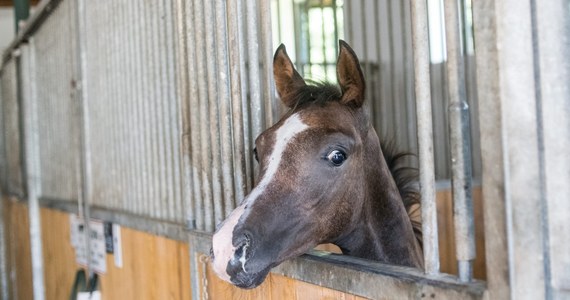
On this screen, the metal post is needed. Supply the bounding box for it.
[21,41,46,300]
[75,0,93,275]
[246,0,264,175]
[203,0,224,230]
[443,0,476,282]
[260,0,276,127]
[409,0,440,274]
[214,0,237,217]
[227,0,247,203]
[193,0,213,231]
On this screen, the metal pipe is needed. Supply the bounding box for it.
[164,0,183,224]
[246,0,264,184]
[134,0,147,216]
[237,0,253,193]
[75,0,94,275]
[443,0,475,282]
[204,0,224,230]
[183,0,200,230]
[193,0,213,231]
[410,0,440,274]
[214,0,237,217]
[21,41,46,300]
[259,0,275,128]
[227,0,247,202]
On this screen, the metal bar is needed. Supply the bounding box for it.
[410,0,440,274]
[260,0,275,127]
[227,0,247,202]
[134,0,146,216]
[534,0,570,294]
[165,0,183,224]
[246,0,264,168]
[204,0,224,229]
[214,0,237,216]
[174,0,193,227]
[444,0,476,282]
[237,0,253,193]
[193,0,212,231]
[76,0,94,275]
[21,40,46,300]
[183,0,200,230]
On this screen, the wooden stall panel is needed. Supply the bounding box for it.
[99,226,191,300]
[3,197,33,300]
[40,208,77,300]
[437,187,486,280]
[201,256,367,300]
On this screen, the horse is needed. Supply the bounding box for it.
[211,40,423,289]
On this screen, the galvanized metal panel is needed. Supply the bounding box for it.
[0,58,24,197]
[33,0,79,202]
[76,0,185,223]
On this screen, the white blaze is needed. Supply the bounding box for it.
[211,114,309,282]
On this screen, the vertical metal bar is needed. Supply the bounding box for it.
[204,0,224,229]
[157,0,174,221]
[246,0,264,162]
[443,0,476,282]
[238,0,253,192]
[21,41,46,300]
[214,0,237,216]
[227,0,247,202]
[135,0,147,216]
[193,0,213,231]
[174,0,194,227]
[360,0,372,118]
[535,0,570,294]
[124,0,138,216]
[260,0,276,127]
[184,0,200,230]
[165,0,183,224]
[0,83,7,300]
[76,0,94,275]
[410,0,440,274]
[143,0,158,219]
[374,0,384,134]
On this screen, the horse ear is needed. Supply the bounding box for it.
[273,44,306,107]
[337,40,366,107]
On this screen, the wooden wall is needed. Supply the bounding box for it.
[2,186,485,299]
[2,200,191,300]
[3,197,33,300]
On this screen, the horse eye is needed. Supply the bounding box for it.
[326,150,347,166]
[253,148,259,162]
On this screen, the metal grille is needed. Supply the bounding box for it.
[79,0,183,223]
[180,0,277,232]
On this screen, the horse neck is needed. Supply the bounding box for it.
[334,127,423,268]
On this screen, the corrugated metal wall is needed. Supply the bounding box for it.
[33,0,79,202]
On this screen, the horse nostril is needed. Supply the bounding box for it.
[229,234,252,273]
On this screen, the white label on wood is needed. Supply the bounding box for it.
[112,224,123,268]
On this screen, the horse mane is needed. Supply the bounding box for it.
[380,140,423,249]
[287,81,423,248]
